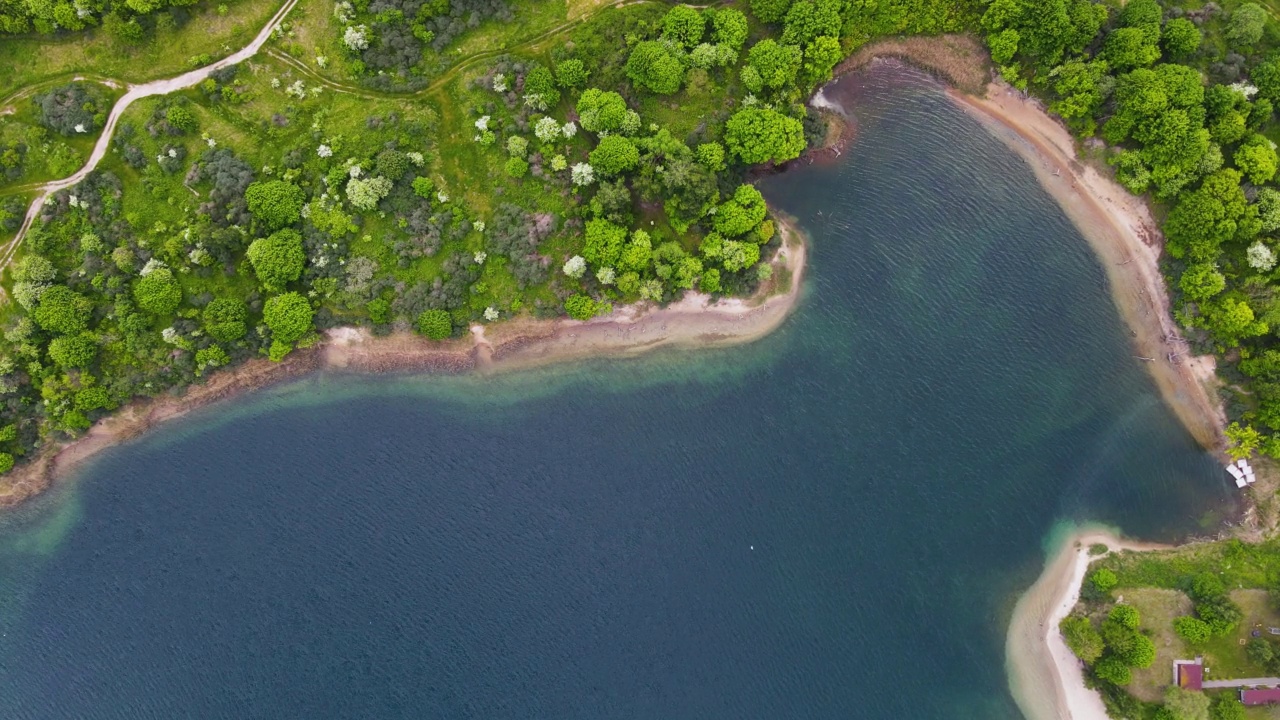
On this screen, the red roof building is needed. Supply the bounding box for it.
[1241,688,1280,706]
[1177,662,1203,691]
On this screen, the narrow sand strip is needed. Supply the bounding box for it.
[1006,529,1171,720]
[948,83,1225,453]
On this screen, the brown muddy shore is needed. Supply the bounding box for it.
[0,222,807,509]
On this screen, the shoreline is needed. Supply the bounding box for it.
[946,83,1226,454]
[1005,528,1173,720]
[0,219,807,509]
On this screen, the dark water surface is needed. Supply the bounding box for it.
[0,67,1230,719]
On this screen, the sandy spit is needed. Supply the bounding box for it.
[948,83,1226,453]
[1005,529,1172,720]
[0,221,806,509]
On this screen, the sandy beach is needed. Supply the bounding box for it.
[948,83,1225,453]
[1005,529,1172,720]
[0,220,806,509]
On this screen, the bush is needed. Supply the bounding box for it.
[1174,616,1212,645]
[35,84,99,136]
[165,105,197,133]
[416,309,452,339]
[505,156,530,178]
[0,453,13,474]
[556,59,589,88]
[133,269,182,315]
[565,293,602,320]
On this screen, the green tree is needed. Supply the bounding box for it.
[750,0,792,24]
[1108,604,1140,630]
[1048,59,1110,128]
[802,36,842,84]
[1104,27,1160,71]
[1226,4,1267,49]
[1060,615,1105,664]
[700,267,721,293]
[416,309,452,339]
[202,298,248,342]
[0,453,13,474]
[1180,264,1226,301]
[133,269,182,316]
[626,41,684,95]
[505,156,530,178]
[1202,296,1268,345]
[555,59,589,88]
[663,5,705,48]
[1226,422,1264,461]
[34,285,91,334]
[988,29,1020,65]
[1235,135,1278,185]
[375,150,409,180]
[48,332,97,369]
[1174,616,1212,645]
[1162,18,1201,57]
[247,229,306,291]
[1164,686,1210,720]
[583,218,627,267]
[709,7,749,50]
[1247,636,1275,667]
[781,0,841,46]
[1165,170,1258,263]
[522,64,561,109]
[714,184,769,237]
[263,292,313,344]
[747,39,802,91]
[721,239,761,272]
[244,180,305,231]
[724,108,805,165]
[1210,695,1246,720]
[1091,568,1118,593]
[696,142,726,171]
[576,89,629,133]
[1094,655,1132,685]
[589,135,640,176]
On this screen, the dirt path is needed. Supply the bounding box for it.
[0,0,301,275]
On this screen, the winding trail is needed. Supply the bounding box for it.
[0,0,300,275]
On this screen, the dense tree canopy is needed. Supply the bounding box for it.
[247,229,306,292]
[724,108,806,165]
[244,180,306,231]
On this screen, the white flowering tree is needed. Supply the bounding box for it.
[484,307,500,321]
[534,117,561,144]
[561,122,577,140]
[1249,240,1277,271]
[346,176,393,211]
[596,267,616,285]
[571,162,595,186]
[563,255,586,279]
[507,135,529,157]
[492,73,508,93]
[343,25,369,51]
[317,144,333,158]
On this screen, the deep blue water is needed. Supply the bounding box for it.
[0,67,1230,719]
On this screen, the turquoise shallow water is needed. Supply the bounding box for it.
[0,66,1231,719]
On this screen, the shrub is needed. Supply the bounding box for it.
[1091,568,1118,594]
[556,59,589,88]
[565,294,601,320]
[0,453,12,474]
[1174,616,1211,645]
[165,105,197,133]
[416,309,452,339]
[505,156,530,178]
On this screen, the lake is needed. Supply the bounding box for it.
[0,65,1229,719]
